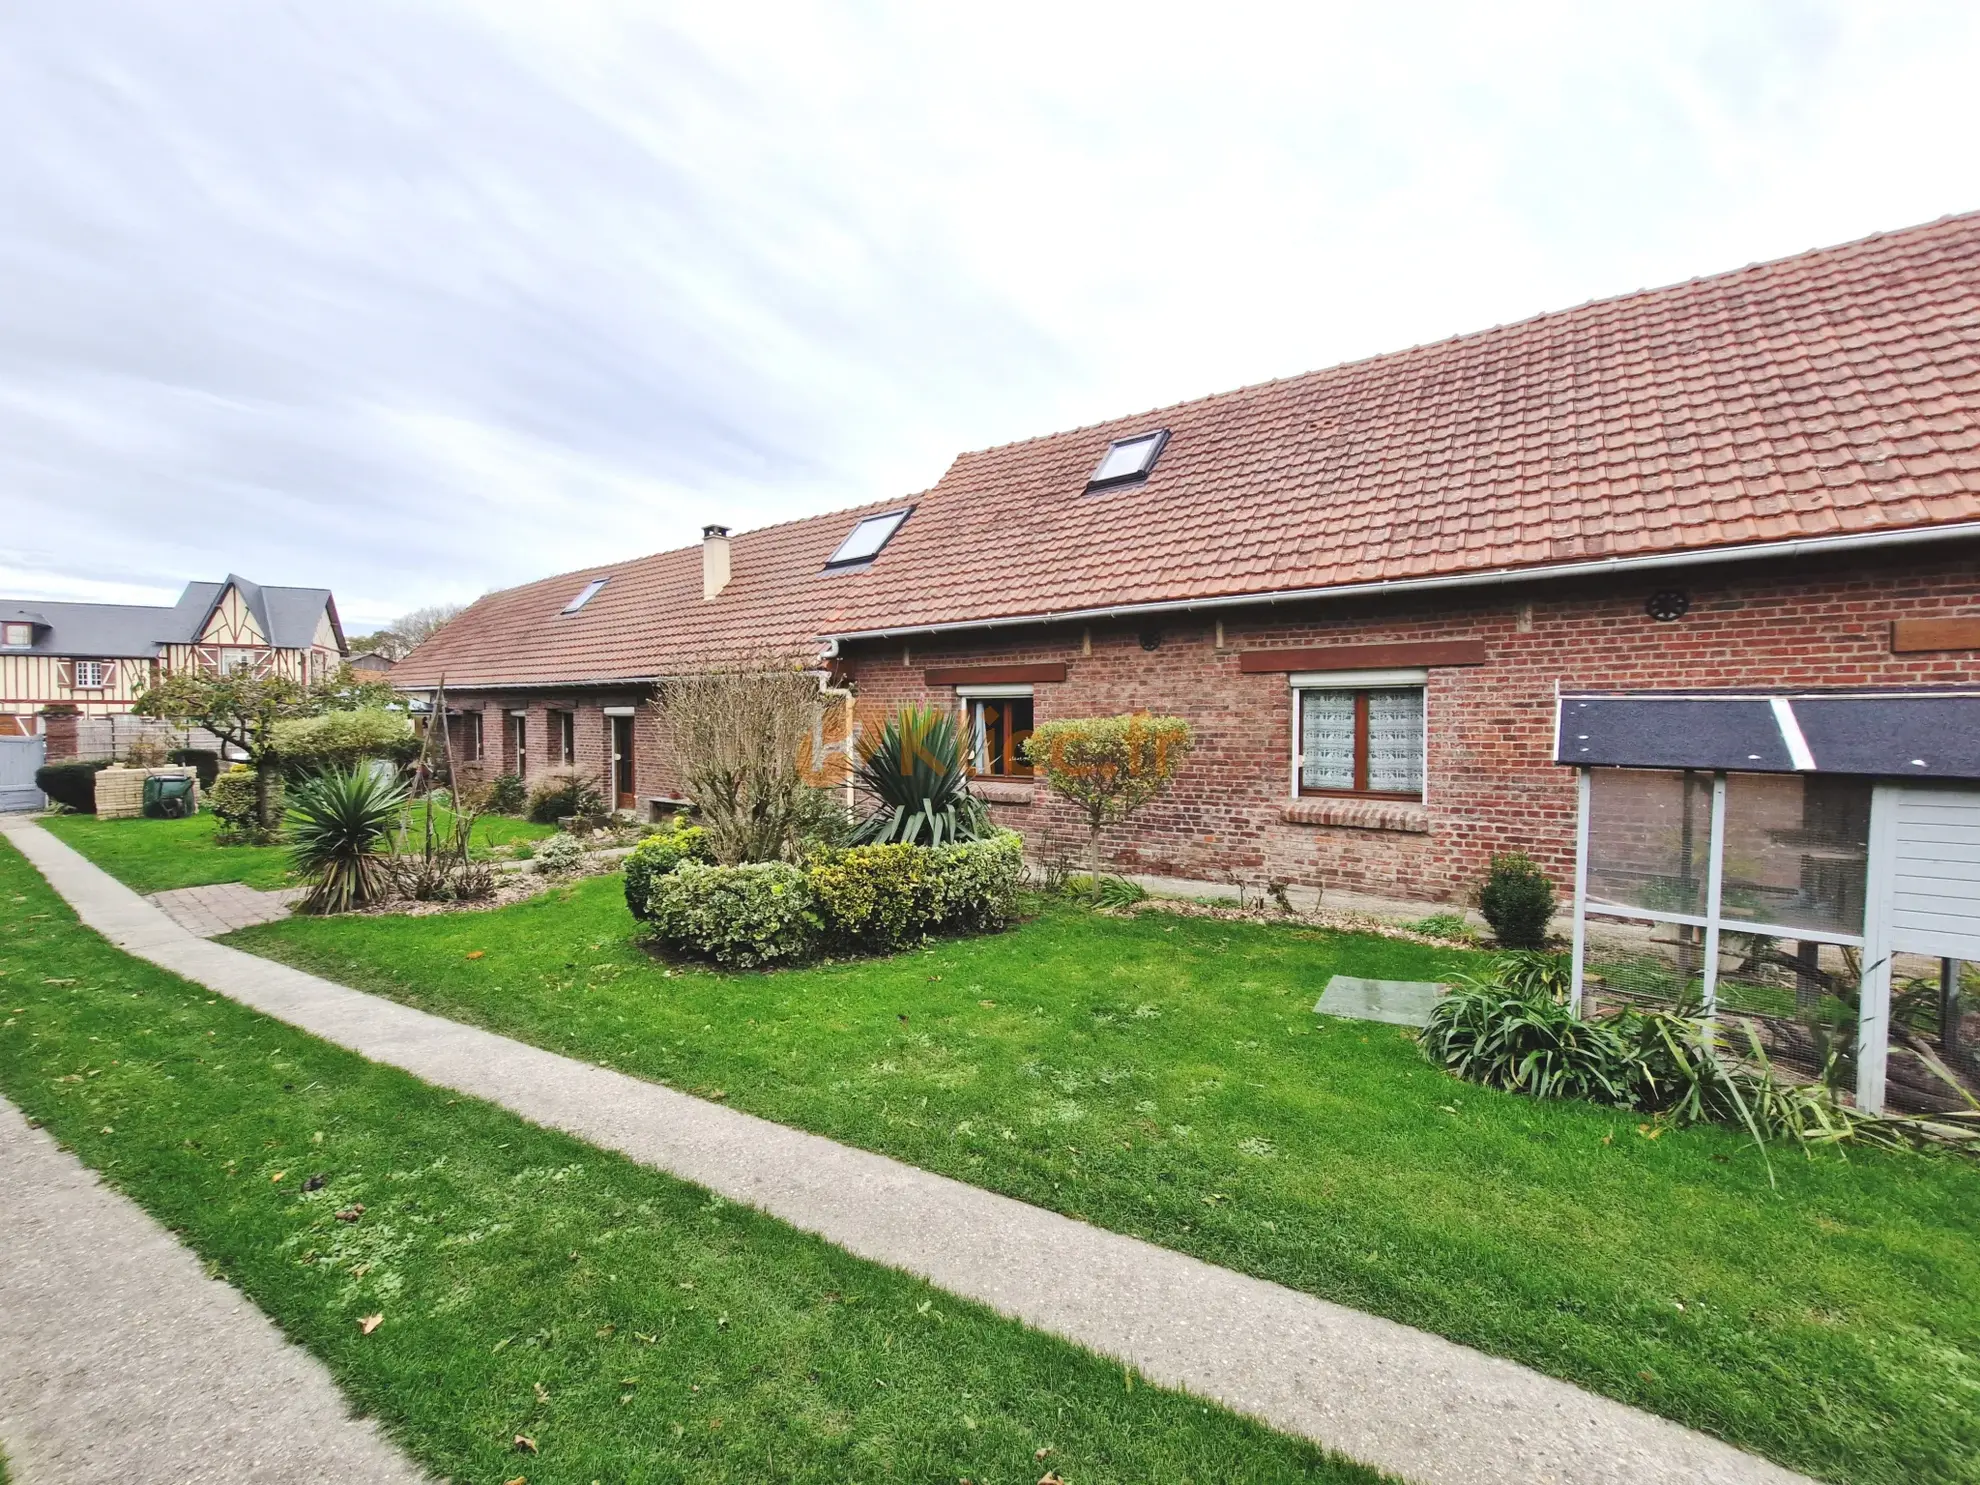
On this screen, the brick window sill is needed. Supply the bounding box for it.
[1282,797,1430,833]
[970,780,1035,805]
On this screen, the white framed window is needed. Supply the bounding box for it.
[72,659,107,689]
[456,710,484,762]
[1289,668,1426,800]
[218,647,257,675]
[958,683,1035,777]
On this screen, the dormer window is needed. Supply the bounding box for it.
[562,578,607,614]
[1087,429,1169,490]
[825,508,910,569]
[1,622,30,647]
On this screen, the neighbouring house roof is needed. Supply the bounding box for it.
[0,579,342,659]
[397,210,1980,687]
[389,500,907,690]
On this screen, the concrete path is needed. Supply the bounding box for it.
[0,1097,426,1485]
[148,882,306,937]
[0,817,1815,1485]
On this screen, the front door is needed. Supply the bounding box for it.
[610,715,635,811]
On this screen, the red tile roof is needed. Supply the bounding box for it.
[823,211,1980,636]
[390,500,902,689]
[399,211,1980,686]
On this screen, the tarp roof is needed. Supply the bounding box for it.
[1556,690,1980,781]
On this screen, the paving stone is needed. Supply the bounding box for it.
[1314,975,1450,1027]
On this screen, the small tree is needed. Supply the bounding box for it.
[1477,852,1557,949]
[661,663,834,865]
[1023,713,1194,897]
[133,664,397,833]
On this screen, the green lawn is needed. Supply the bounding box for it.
[0,838,1369,1485]
[232,877,1980,1485]
[40,807,554,895]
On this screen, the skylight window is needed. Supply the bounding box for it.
[1088,429,1169,489]
[561,578,607,614]
[825,508,910,569]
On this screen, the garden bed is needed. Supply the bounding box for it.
[229,876,1980,1485]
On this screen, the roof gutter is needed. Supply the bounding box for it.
[817,520,1980,648]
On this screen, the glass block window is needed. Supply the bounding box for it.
[1296,686,1424,798]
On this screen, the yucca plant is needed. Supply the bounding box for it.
[849,705,991,846]
[288,765,407,914]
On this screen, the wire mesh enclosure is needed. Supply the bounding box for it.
[1570,764,1978,1115]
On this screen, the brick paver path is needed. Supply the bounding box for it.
[148,883,306,937]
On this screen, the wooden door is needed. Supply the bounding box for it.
[611,715,635,810]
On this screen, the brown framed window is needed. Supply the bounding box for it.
[457,710,484,762]
[550,709,575,767]
[1296,685,1424,799]
[965,693,1034,777]
[2,622,32,647]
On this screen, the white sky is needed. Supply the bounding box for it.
[3,1,1978,631]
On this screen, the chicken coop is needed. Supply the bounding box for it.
[1555,689,1980,1115]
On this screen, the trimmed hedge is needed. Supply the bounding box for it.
[647,861,821,969]
[634,830,1024,968]
[623,821,713,919]
[33,759,112,813]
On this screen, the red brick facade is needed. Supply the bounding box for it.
[835,544,1980,903]
[441,689,685,812]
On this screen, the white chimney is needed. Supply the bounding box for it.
[702,524,731,601]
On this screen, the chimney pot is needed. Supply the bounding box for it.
[702,525,732,601]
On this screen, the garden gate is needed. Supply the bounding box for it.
[0,728,46,811]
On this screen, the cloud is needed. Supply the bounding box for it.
[2,0,1977,628]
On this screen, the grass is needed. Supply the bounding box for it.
[233,876,1980,1485]
[40,807,554,895]
[0,837,1372,1485]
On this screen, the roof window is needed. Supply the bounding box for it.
[825,508,911,569]
[1087,429,1169,490]
[561,578,607,614]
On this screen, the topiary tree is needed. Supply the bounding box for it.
[1023,713,1194,899]
[134,665,396,833]
[1477,851,1557,949]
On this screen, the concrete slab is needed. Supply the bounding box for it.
[0,1098,425,1485]
[1315,975,1449,1027]
[0,815,1812,1485]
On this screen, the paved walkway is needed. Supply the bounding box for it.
[148,882,306,937]
[0,1098,425,1485]
[0,817,1813,1485]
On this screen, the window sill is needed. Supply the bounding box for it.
[1282,797,1430,833]
[969,779,1035,805]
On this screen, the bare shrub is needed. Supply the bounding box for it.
[661,663,834,865]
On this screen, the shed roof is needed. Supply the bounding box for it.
[1556,690,1980,781]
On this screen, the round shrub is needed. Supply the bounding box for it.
[207,767,283,838]
[528,770,606,824]
[810,842,934,952]
[623,820,713,920]
[534,832,587,877]
[926,830,1025,934]
[646,861,820,969]
[1477,851,1556,949]
[484,771,527,815]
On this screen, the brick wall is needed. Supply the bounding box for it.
[837,543,1980,903]
[438,688,678,812]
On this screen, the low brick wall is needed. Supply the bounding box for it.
[94,766,199,820]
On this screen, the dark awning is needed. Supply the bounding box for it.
[1555,691,1980,780]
